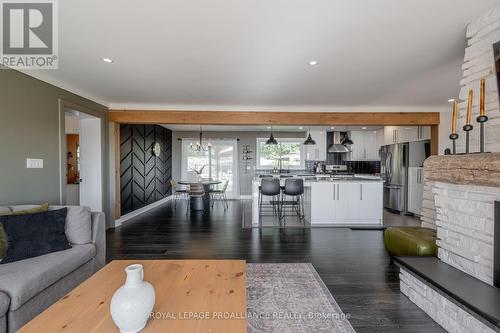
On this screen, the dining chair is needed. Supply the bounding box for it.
[210,179,229,210]
[170,179,188,210]
[186,183,205,215]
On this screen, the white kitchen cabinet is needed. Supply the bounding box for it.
[304,130,327,161]
[350,131,379,161]
[384,126,431,144]
[384,126,408,144]
[408,167,424,215]
[376,129,384,157]
[350,131,366,160]
[310,182,335,222]
[309,181,383,225]
[417,126,431,141]
[348,183,384,220]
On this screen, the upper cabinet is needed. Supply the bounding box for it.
[383,126,430,145]
[350,130,380,160]
[304,130,327,161]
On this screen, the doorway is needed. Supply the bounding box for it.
[63,109,103,211]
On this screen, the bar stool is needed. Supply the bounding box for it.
[258,178,281,225]
[280,178,305,226]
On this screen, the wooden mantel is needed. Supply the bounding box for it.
[109,110,440,126]
[424,153,500,187]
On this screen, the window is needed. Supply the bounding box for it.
[256,138,304,170]
[180,139,240,198]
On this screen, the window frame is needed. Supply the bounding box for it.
[255,137,305,170]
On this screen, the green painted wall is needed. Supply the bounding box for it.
[0,69,108,207]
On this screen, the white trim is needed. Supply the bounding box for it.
[115,196,172,227]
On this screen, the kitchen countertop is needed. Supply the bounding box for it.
[253,174,383,183]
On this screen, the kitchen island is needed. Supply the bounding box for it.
[251,175,383,227]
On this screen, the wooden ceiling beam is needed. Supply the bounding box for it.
[109,110,440,126]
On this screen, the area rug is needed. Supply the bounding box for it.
[247,263,355,332]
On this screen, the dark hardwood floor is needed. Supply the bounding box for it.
[107,200,444,332]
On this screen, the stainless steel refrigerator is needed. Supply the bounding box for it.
[380,140,430,213]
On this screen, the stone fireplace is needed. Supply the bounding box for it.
[421,153,500,285]
[398,153,500,332]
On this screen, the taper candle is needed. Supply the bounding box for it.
[466,89,473,125]
[480,78,486,116]
[452,100,458,134]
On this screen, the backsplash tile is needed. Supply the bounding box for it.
[347,160,380,174]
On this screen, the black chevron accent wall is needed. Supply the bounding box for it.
[120,124,172,215]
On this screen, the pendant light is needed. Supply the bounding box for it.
[303,127,316,145]
[190,126,211,151]
[265,125,278,145]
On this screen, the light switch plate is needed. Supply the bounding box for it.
[26,158,43,169]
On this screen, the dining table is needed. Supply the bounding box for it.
[178,180,222,211]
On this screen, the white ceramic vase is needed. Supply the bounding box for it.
[110,264,156,333]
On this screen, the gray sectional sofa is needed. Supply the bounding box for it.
[0,205,105,333]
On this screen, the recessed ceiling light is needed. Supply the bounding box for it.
[102,58,114,63]
[308,60,318,66]
[448,98,455,102]
[362,127,367,130]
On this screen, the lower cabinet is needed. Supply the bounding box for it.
[307,182,383,225]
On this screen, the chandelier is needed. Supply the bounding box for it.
[190,126,211,151]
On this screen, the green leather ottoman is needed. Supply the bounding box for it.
[384,227,437,257]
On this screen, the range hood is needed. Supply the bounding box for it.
[327,132,352,153]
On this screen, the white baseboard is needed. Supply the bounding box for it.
[114,195,172,227]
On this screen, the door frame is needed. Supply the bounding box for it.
[110,110,440,219]
[58,99,108,212]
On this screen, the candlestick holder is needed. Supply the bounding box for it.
[449,133,459,154]
[477,115,488,153]
[463,124,473,154]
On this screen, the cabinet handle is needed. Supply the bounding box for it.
[360,184,363,200]
[333,184,336,200]
[337,184,340,200]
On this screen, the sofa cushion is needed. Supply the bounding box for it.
[2,203,49,216]
[0,244,95,310]
[0,207,11,215]
[1,209,71,264]
[9,205,92,245]
[0,291,9,317]
[384,227,437,257]
[0,204,51,262]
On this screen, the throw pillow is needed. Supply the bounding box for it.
[0,208,71,264]
[0,203,49,261]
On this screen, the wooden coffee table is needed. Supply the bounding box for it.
[19,260,247,332]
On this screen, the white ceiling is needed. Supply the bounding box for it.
[24,0,498,109]
[164,125,383,132]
